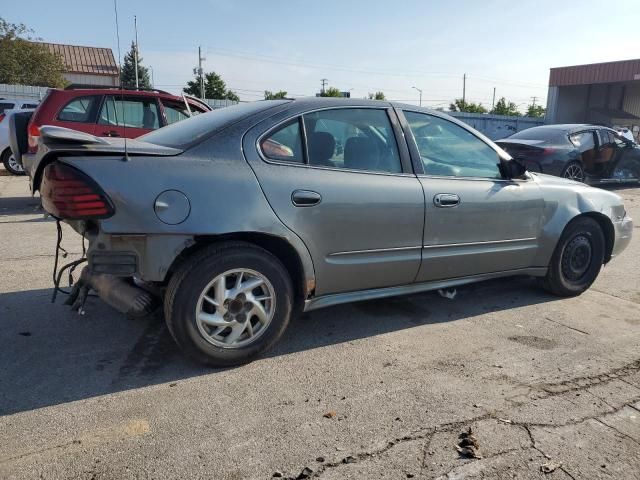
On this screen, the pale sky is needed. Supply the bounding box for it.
[4,0,640,110]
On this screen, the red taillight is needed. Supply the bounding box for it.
[542,147,555,155]
[0,113,5,124]
[28,123,40,153]
[41,163,114,219]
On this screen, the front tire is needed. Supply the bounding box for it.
[1,148,25,175]
[164,242,293,366]
[542,217,605,297]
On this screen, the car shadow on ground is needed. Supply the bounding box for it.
[0,277,561,416]
[0,195,42,216]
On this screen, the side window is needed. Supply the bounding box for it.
[163,102,191,125]
[98,96,160,129]
[303,108,401,173]
[57,96,98,122]
[261,119,304,163]
[569,131,596,150]
[23,103,39,109]
[405,111,500,178]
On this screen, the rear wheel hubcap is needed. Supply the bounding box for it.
[196,268,275,349]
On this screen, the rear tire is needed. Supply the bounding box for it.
[542,217,605,297]
[164,242,293,367]
[1,148,25,175]
[561,161,584,182]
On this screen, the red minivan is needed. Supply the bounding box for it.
[27,86,211,154]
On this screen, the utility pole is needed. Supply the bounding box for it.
[194,46,206,99]
[462,73,466,106]
[320,78,328,95]
[412,86,423,107]
[149,65,154,88]
[492,87,496,111]
[530,96,538,108]
[134,15,139,89]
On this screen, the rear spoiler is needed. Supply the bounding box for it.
[39,126,112,145]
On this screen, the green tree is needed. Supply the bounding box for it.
[320,87,343,97]
[0,17,66,87]
[120,41,151,89]
[526,104,545,118]
[264,90,288,100]
[491,97,521,116]
[184,71,238,101]
[368,91,385,100]
[449,98,487,114]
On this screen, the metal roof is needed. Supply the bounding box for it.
[549,59,640,87]
[37,42,119,77]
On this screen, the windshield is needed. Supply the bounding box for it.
[508,127,565,142]
[140,100,290,148]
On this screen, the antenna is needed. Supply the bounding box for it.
[113,0,129,161]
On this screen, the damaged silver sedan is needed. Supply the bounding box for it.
[13,98,633,366]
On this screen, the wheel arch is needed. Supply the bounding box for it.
[166,232,313,309]
[576,212,615,263]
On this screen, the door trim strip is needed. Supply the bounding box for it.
[422,237,537,249]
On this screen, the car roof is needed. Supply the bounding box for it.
[50,87,195,103]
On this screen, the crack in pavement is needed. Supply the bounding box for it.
[279,358,640,479]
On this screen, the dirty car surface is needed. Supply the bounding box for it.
[31,98,633,366]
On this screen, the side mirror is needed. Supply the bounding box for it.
[500,158,527,179]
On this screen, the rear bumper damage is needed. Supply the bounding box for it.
[66,266,159,318]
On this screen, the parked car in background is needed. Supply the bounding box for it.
[22,86,211,160]
[0,98,39,114]
[0,107,36,174]
[496,124,640,184]
[18,98,633,366]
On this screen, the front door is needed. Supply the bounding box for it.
[400,110,545,282]
[244,107,425,296]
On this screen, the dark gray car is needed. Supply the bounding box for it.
[496,124,640,183]
[20,98,633,366]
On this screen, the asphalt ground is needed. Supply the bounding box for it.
[1,169,639,479]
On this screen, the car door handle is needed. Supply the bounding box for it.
[291,190,322,207]
[102,130,120,137]
[433,193,460,208]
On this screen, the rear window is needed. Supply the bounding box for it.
[508,127,564,142]
[140,100,290,148]
[0,102,15,114]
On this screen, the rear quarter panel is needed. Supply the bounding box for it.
[59,115,316,287]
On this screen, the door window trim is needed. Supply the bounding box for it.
[255,106,415,177]
[395,107,523,182]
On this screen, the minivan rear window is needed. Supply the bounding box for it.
[140,100,290,148]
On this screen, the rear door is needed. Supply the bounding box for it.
[399,110,545,281]
[244,107,425,296]
[97,95,161,138]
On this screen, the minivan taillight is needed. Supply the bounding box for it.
[0,113,5,124]
[41,163,114,219]
[27,123,40,153]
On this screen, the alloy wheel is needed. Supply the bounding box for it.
[195,268,275,349]
[563,163,584,182]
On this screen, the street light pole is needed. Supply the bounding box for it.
[412,86,423,107]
